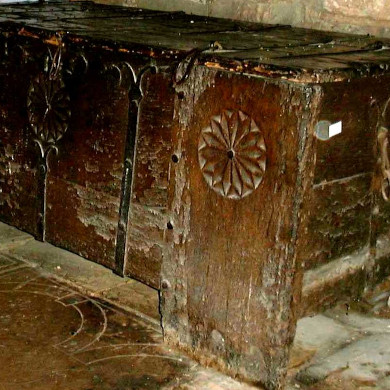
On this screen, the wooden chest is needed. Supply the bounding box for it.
[1,1,390,389]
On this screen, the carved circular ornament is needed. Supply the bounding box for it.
[198,110,266,200]
[27,74,71,144]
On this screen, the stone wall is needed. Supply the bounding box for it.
[96,0,390,38]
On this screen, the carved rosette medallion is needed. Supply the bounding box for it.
[198,110,266,200]
[27,74,71,146]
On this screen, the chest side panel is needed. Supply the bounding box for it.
[301,77,390,272]
[161,67,319,388]
[372,81,390,281]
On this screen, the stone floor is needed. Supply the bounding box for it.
[0,223,257,390]
[287,278,390,390]
[1,222,390,390]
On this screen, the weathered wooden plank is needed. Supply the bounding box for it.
[45,47,129,269]
[45,177,119,267]
[300,247,368,317]
[124,70,174,288]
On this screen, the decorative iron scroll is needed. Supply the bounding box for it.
[27,44,71,241]
[198,110,266,200]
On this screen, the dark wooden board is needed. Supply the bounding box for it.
[45,47,130,268]
[301,175,372,271]
[0,36,48,237]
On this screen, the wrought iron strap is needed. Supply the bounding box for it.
[113,62,158,276]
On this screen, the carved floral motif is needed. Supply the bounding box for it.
[27,74,71,146]
[198,110,266,200]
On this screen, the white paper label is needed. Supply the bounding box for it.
[329,121,342,138]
